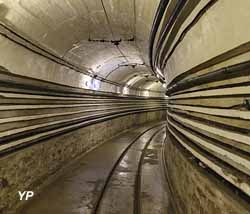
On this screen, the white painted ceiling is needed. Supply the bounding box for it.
[0,0,164,92]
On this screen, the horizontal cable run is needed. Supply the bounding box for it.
[0,71,167,156]
[167,105,250,198]
[168,104,250,120]
[0,26,163,95]
[167,61,250,95]
[166,61,250,199]
[168,111,250,146]
[0,108,166,156]
[169,86,250,100]
[152,0,250,203]
[167,124,250,197]
[168,117,250,175]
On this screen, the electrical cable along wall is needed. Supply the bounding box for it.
[0,66,167,157]
[0,65,167,213]
[165,64,250,213]
[151,0,250,213]
[0,1,168,212]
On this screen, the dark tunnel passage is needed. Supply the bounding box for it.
[0,0,250,214]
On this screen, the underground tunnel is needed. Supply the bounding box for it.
[0,0,250,213]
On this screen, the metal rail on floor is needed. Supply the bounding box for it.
[92,123,165,214]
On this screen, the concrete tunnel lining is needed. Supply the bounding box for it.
[1,0,250,214]
[0,0,164,95]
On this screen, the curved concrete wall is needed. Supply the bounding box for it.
[1,110,166,214]
[164,133,250,214]
[1,0,250,213]
[150,0,250,213]
[0,63,167,213]
[0,1,168,213]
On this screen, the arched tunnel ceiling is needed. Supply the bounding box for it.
[0,0,165,93]
[107,64,151,83]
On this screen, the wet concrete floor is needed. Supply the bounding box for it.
[19,122,174,214]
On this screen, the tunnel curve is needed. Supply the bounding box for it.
[1,1,250,214]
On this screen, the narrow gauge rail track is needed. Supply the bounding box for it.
[20,122,169,214]
[92,124,166,214]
